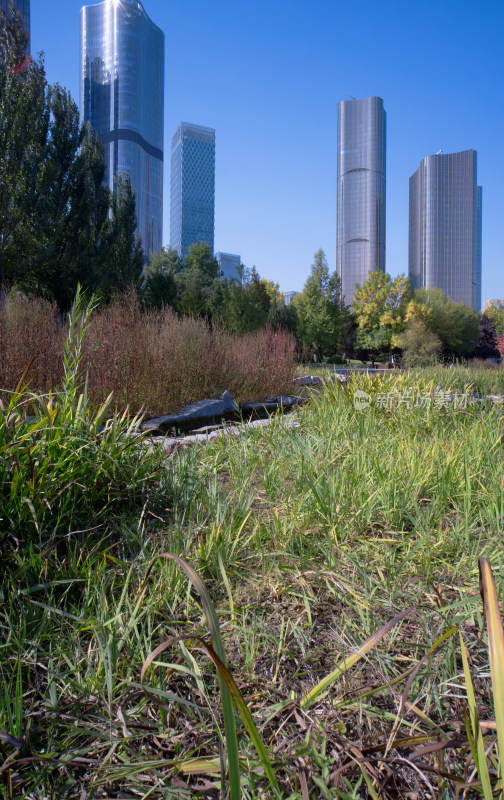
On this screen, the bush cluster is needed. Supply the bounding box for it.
[0,291,297,414]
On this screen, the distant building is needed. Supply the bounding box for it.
[216,252,241,282]
[283,291,299,306]
[170,122,216,259]
[336,96,386,306]
[0,0,30,50]
[409,149,482,311]
[80,0,165,260]
[483,299,504,313]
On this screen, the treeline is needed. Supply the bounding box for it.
[0,7,143,310]
[0,10,497,364]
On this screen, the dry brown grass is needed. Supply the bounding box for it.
[0,292,297,413]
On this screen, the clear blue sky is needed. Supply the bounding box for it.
[33,0,503,301]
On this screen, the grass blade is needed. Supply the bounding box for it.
[460,632,493,799]
[479,557,504,790]
[144,554,240,800]
[301,607,412,709]
[141,634,282,797]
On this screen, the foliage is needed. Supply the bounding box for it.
[3,370,504,796]
[353,270,411,355]
[0,288,164,541]
[406,287,480,356]
[470,313,501,360]
[219,265,278,334]
[0,291,297,413]
[175,242,222,318]
[484,303,504,335]
[293,249,347,359]
[397,316,442,366]
[96,173,144,302]
[142,246,181,310]
[0,13,143,309]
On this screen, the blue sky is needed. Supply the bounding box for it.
[33,0,503,301]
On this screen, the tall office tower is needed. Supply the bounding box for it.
[336,96,386,307]
[170,122,215,259]
[0,0,30,49]
[215,252,241,282]
[283,291,299,306]
[80,0,164,259]
[409,149,482,311]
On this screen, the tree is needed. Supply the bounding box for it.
[142,246,180,310]
[406,288,480,357]
[0,11,48,286]
[96,174,144,301]
[293,249,347,359]
[397,317,442,367]
[268,298,297,333]
[218,266,274,334]
[353,271,411,356]
[483,304,504,336]
[469,314,500,360]
[175,243,222,318]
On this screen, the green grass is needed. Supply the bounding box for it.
[2,364,504,797]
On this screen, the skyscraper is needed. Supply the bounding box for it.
[170,122,215,259]
[80,0,164,259]
[409,149,482,311]
[215,252,241,282]
[336,96,386,306]
[0,0,30,49]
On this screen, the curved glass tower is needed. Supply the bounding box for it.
[409,150,482,311]
[80,0,164,259]
[336,96,386,306]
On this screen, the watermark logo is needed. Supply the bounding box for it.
[353,390,473,412]
[353,390,372,411]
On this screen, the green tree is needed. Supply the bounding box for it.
[483,304,504,336]
[353,271,411,356]
[397,317,442,366]
[97,174,144,301]
[143,246,180,310]
[0,12,48,286]
[219,266,274,333]
[293,249,347,359]
[268,298,298,333]
[406,288,480,356]
[175,242,222,317]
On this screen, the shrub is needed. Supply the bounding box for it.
[0,290,165,544]
[327,353,345,365]
[0,291,297,414]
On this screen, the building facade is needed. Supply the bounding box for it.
[216,252,241,282]
[409,149,482,311]
[80,0,164,259]
[0,0,30,49]
[283,291,299,306]
[483,299,504,313]
[170,122,215,259]
[336,96,386,306]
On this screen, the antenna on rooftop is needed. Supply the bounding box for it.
[436,149,443,155]
[349,94,357,100]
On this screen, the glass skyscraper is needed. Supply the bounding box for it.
[409,149,482,311]
[215,252,241,282]
[80,0,164,259]
[336,96,386,306]
[170,122,215,259]
[0,0,30,49]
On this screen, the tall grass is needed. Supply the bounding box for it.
[0,289,165,543]
[0,291,297,414]
[2,370,504,797]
